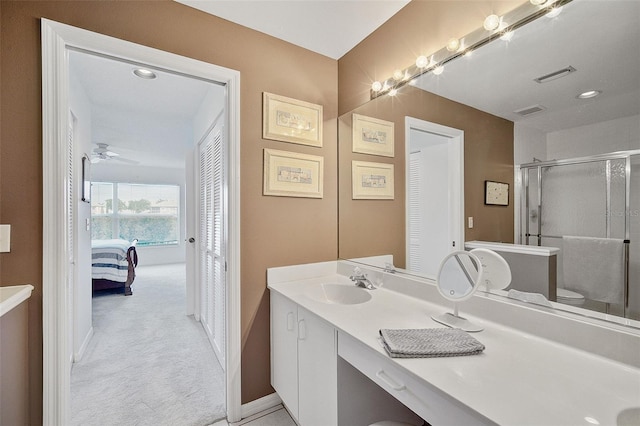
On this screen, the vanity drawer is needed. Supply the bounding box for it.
[337,332,495,426]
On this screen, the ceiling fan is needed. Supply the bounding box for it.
[91,143,138,164]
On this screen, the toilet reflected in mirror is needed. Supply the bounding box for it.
[432,251,484,332]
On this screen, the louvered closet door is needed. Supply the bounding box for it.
[198,122,226,369]
[408,152,423,272]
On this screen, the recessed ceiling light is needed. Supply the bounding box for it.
[577,90,602,99]
[133,68,157,80]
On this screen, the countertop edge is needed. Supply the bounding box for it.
[0,285,35,317]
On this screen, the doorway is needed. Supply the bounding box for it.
[42,19,241,424]
[405,117,464,278]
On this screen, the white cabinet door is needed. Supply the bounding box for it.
[298,306,337,426]
[271,292,299,419]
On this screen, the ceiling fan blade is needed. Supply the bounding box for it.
[111,157,139,165]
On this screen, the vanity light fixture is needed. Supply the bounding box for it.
[483,14,501,31]
[530,0,548,5]
[389,88,398,96]
[432,65,444,75]
[133,68,157,79]
[371,81,383,92]
[577,90,601,99]
[393,69,404,81]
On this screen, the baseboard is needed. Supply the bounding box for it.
[240,392,282,419]
[74,326,94,362]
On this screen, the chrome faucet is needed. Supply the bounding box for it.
[349,267,375,290]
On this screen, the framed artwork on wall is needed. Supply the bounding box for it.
[263,148,324,198]
[81,154,91,203]
[484,180,509,206]
[262,92,323,147]
[352,160,394,200]
[352,113,394,157]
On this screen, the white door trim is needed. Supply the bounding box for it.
[405,117,464,271]
[41,19,242,424]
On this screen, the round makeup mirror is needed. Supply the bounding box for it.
[432,251,484,332]
[470,248,512,291]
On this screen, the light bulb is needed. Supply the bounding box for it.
[416,55,429,68]
[530,0,547,5]
[371,81,383,92]
[393,70,404,81]
[432,65,444,75]
[546,6,562,18]
[483,14,501,31]
[446,38,460,52]
[389,88,398,97]
[500,31,514,41]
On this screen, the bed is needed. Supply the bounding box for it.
[91,238,139,296]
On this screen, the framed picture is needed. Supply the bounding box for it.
[352,113,395,157]
[263,149,324,198]
[81,154,91,203]
[352,160,394,200]
[485,180,509,206]
[263,92,323,147]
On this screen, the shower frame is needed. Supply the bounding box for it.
[519,149,639,318]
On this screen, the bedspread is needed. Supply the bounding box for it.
[91,239,133,283]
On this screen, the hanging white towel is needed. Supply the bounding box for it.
[562,236,625,304]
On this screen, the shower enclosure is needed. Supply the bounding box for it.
[520,150,640,320]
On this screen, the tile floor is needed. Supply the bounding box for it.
[212,405,296,426]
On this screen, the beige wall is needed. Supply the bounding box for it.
[0,1,337,421]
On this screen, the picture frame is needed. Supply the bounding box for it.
[352,113,395,157]
[263,92,323,147]
[263,148,324,198]
[484,180,509,206]
[81,154,91,203]
[352,160,394,200]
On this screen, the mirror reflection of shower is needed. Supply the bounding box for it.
[519,151,639,320]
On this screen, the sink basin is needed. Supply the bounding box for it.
[307,283,372,305]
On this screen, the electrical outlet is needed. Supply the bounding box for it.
[0,224,11,252]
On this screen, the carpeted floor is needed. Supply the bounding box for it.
[71,263,226,426]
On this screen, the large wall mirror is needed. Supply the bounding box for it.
[338,0,640,324]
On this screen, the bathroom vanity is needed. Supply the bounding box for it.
[268,260,640,426]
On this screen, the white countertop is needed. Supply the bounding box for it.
[0,284,34,317]
[268,270,640,426]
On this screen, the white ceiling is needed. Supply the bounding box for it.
[175,0,411,60]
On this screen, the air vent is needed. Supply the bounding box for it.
[534,66,576,83]
[514,105,546,116]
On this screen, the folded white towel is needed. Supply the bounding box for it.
[562,236,625,304]
[379,328,485,358]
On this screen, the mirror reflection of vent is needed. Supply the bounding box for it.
[514,104,546,117]
[534,66,576,83]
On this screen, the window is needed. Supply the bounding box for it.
[91,182,180,246]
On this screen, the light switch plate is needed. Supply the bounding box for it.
[0,224,11,252]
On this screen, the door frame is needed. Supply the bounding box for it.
[41,19,242,424]
[405,117,464,274]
